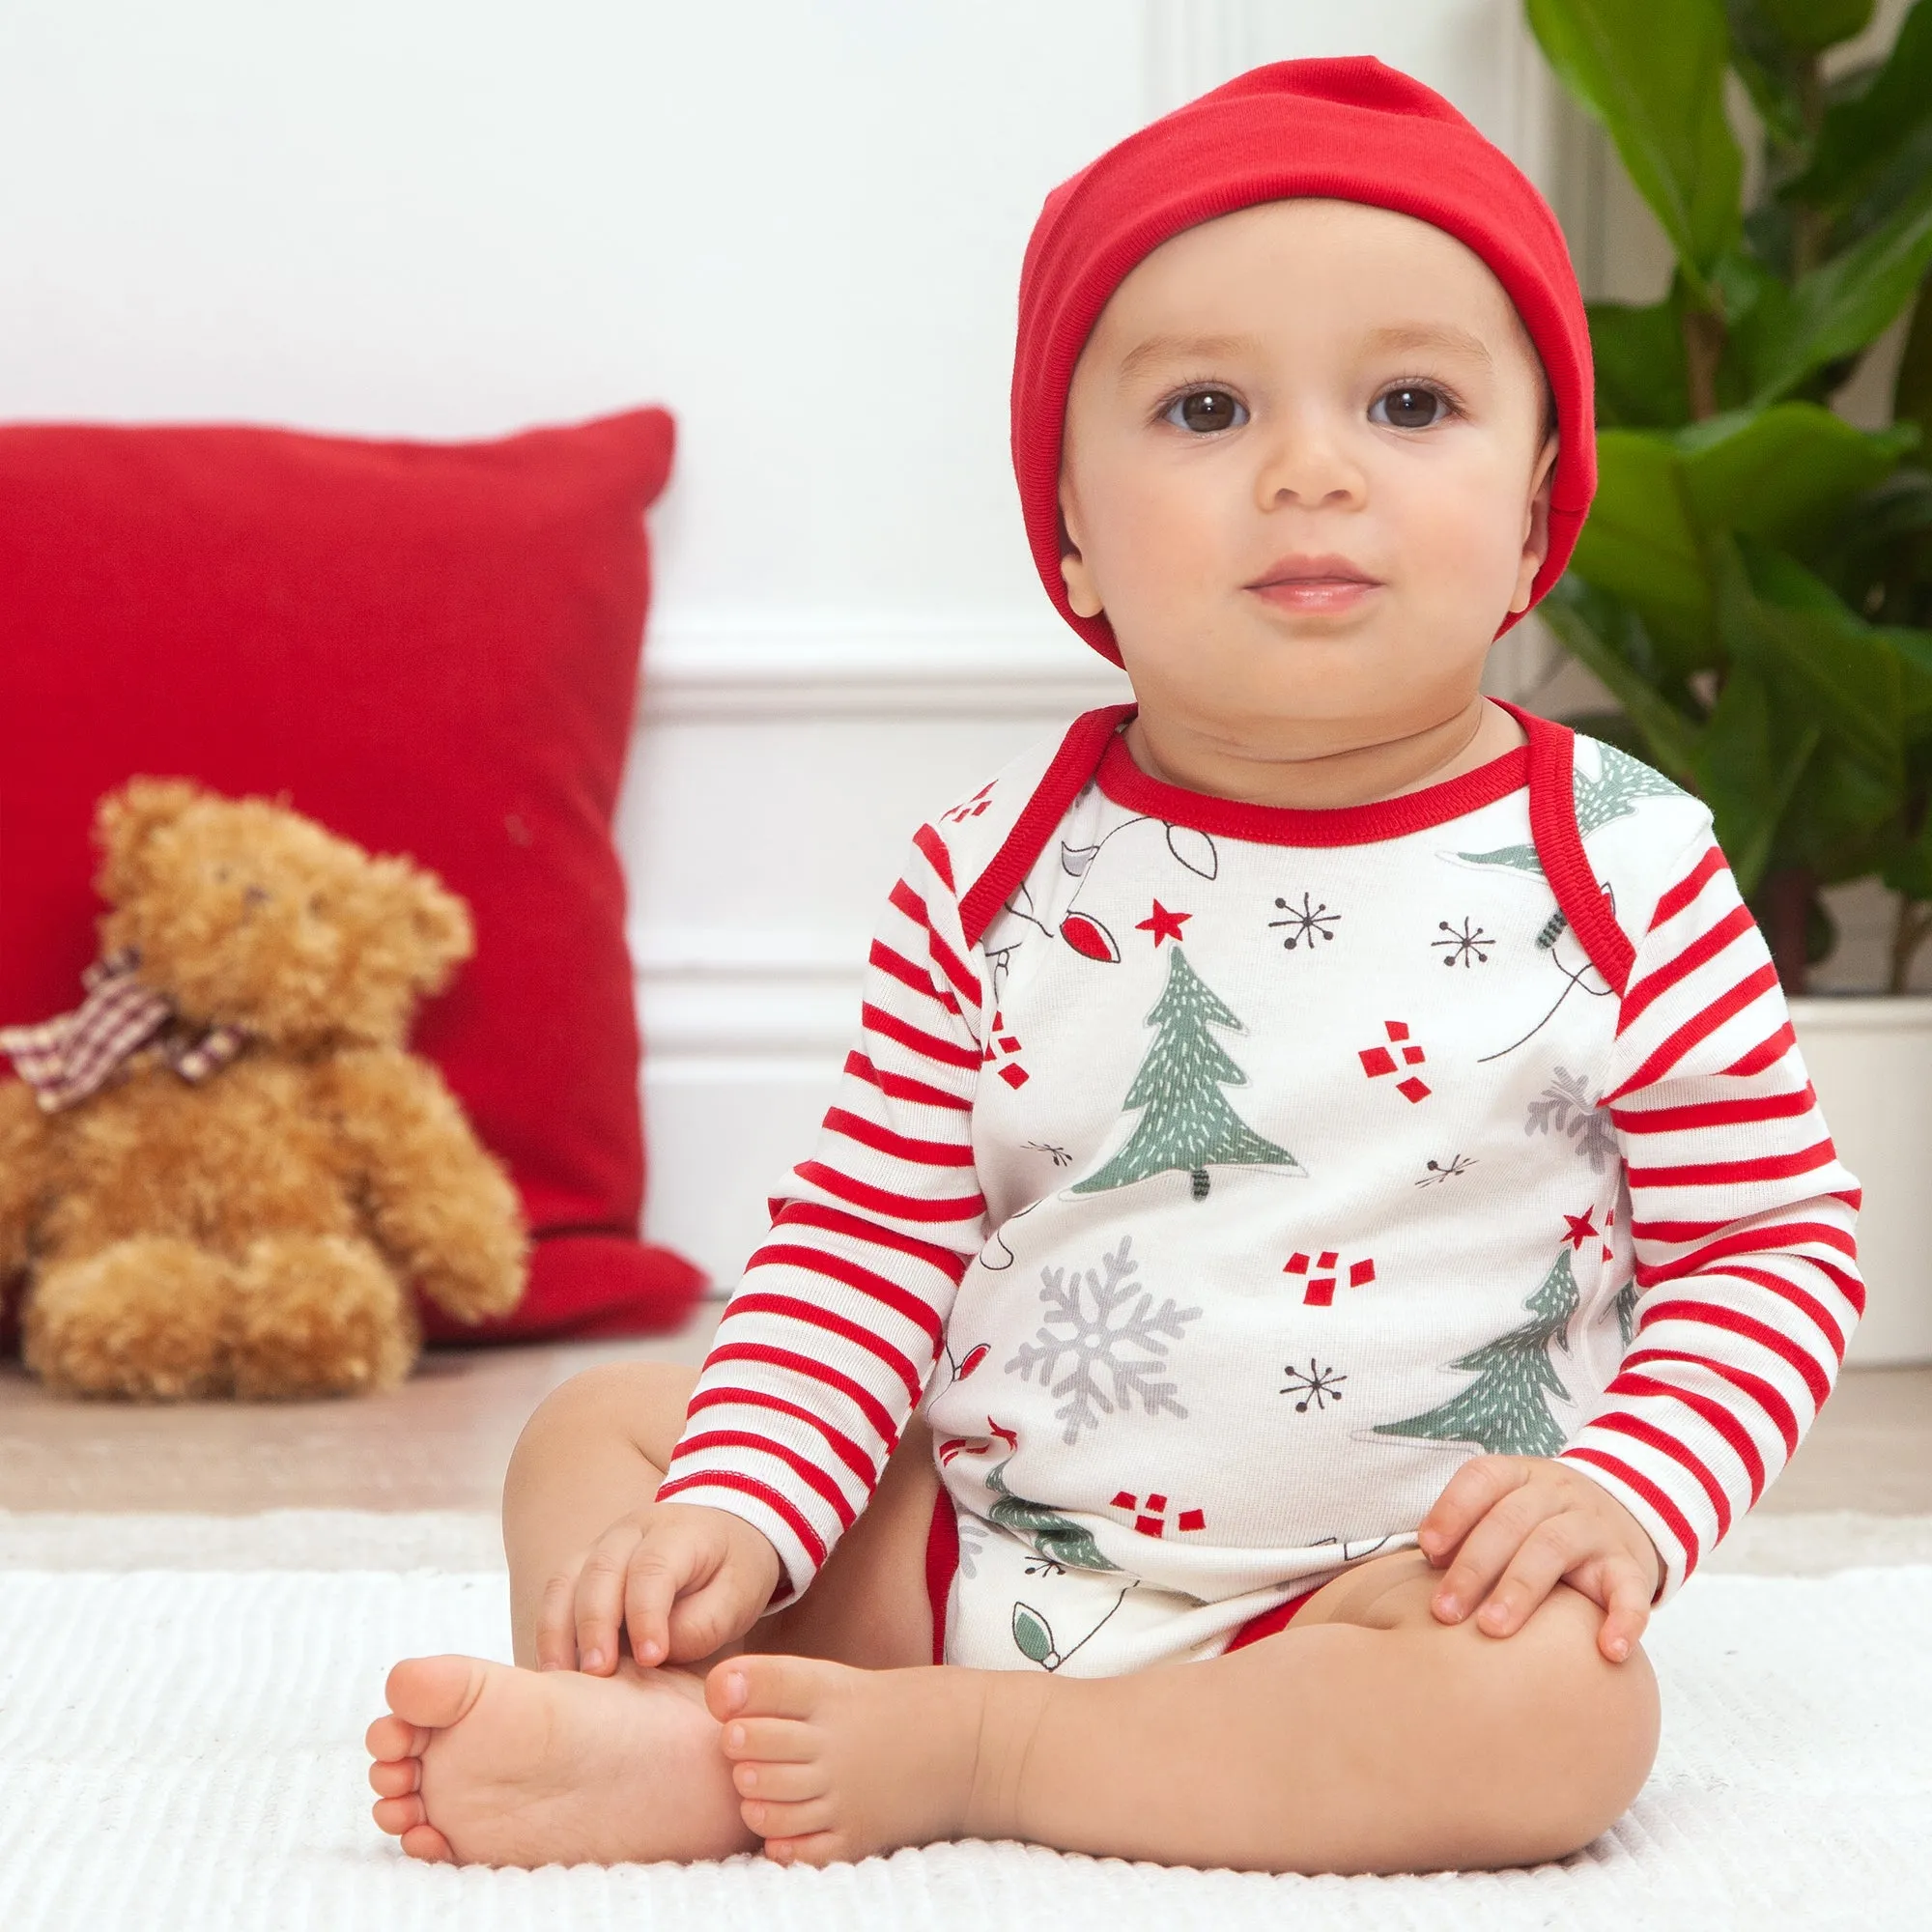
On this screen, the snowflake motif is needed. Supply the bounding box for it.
[1005,1236,1200,1444]
[954,1510,988,1581]
[1433,918,1492,967]
[1525,1067,1618,1173]
[1279,1359,1348,1413]
[1416,1154,1477,1186]
[1268,892,1339,952]
[1025,1140,1074,1168]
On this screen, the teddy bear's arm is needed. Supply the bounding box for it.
[326,1049,527,1325]
[0,1078,51,1282]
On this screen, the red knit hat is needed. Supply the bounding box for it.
[1011,57,1595,666]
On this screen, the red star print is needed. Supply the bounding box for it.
[1563,1209,1598,1252]
[1135,900,1191,946]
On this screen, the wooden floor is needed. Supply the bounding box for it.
[0,1302,1926,1519]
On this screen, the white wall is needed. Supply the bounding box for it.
[0,0,1560,1287]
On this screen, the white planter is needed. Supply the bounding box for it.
[1787,995,1932,1366]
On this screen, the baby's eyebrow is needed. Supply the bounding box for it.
[1116,332,1260,383]
[1365,323,1493,367]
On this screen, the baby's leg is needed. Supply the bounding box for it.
[716,1547,1661,1873]
[366,1360,940,1865]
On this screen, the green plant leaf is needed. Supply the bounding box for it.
[1692,664,1820,892]
[1724,1,1812,147]
[1538,580,1704,780]
[1676,403,1916,542]
[1755,0,1876,53]
[1898,276,1932,446]
[1571,433,1711,652]
[1743,168,1932,400]
[1881,809,1932,900]
[1527,0,1742,298]
[1784,0,1932,209]
[1574,409,1910,648]
[1589,296,1692,425]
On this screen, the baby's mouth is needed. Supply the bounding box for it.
[1245,553,1383,614]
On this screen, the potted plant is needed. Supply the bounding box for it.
[1525,0,1932,1362]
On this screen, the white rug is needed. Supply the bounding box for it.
[2,1516,1928,1931]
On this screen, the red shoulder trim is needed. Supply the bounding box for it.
[958,704,1135,947]
[1500,702,1636,995]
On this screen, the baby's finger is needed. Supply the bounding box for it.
[622,1538,692,1667]
[1418,1455,1526,1567]
[1430,1485,1562,1625]
[573,1532,639,1674]
[664,1568,761,1663]
[534,1566,582,1670]
[1467,1513,1580,1638]
[1595,1562,1652,1663]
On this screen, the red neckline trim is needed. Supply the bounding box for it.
[1094,715,1530,847]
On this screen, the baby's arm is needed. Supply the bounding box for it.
[1423,834,1861,1656]
[570,825,987,1669]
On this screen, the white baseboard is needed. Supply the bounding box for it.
[639,615,1131,721]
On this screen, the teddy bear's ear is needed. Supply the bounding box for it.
[93,778,206,905]
[396,867,475,993]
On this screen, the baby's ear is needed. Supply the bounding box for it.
[93,778,205,906]
[1057,489,1106,620]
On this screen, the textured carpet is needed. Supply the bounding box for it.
[1,1517,1927,1930]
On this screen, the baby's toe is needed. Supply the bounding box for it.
[710,1652,837,1723]
[372,1792,427,1837]
[368,1756,421,1799]
[720,1716,818,1763]
[763,1827,852,1868]
[741,1795,837,1843]
[384,1655,486,1731]
[730,1756,827,1803]
[364,1712,427,1761]
[399,1821,457,1864]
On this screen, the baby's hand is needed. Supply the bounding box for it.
[1416,1456,1662,1664]
[535,1501,783,1674]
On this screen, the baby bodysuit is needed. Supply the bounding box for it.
[660,704,1862,1675]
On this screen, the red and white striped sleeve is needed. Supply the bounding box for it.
[657,822,986,1600]
[1558,837,1863,1605]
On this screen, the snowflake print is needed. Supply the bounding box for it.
[1279,1359,1349,1413]
[1005,1236,1201,1444]
[1433,918,1492,967]
[1416,1154,1477,1186]
[955,1510,987,1581]
[1525,1067,1618,1173]
[1268,893,1339,952]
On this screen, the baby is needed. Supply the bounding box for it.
[366,59,1861,1876]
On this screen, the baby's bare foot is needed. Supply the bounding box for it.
[706,1653,1048,1866]
[365,1653,756,1866]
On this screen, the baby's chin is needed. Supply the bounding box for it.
[1126,607,1489,719]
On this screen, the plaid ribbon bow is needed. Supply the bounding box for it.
[0,950,246,1113]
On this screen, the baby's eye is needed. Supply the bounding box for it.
[1162,388,1248,434]
[1371,384,1451,430]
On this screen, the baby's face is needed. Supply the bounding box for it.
[1058,198,1557,749]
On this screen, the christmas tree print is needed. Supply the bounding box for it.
[1370,1246,1580,1458]
[1070,947,1303,1202]
[984,1457,1121,1573]
[1456,740,1685,876]
[1615,1278,1639,1351]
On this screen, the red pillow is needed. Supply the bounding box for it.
[0,410,705,1348]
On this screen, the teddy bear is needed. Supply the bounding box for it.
[0,778,527,1400]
